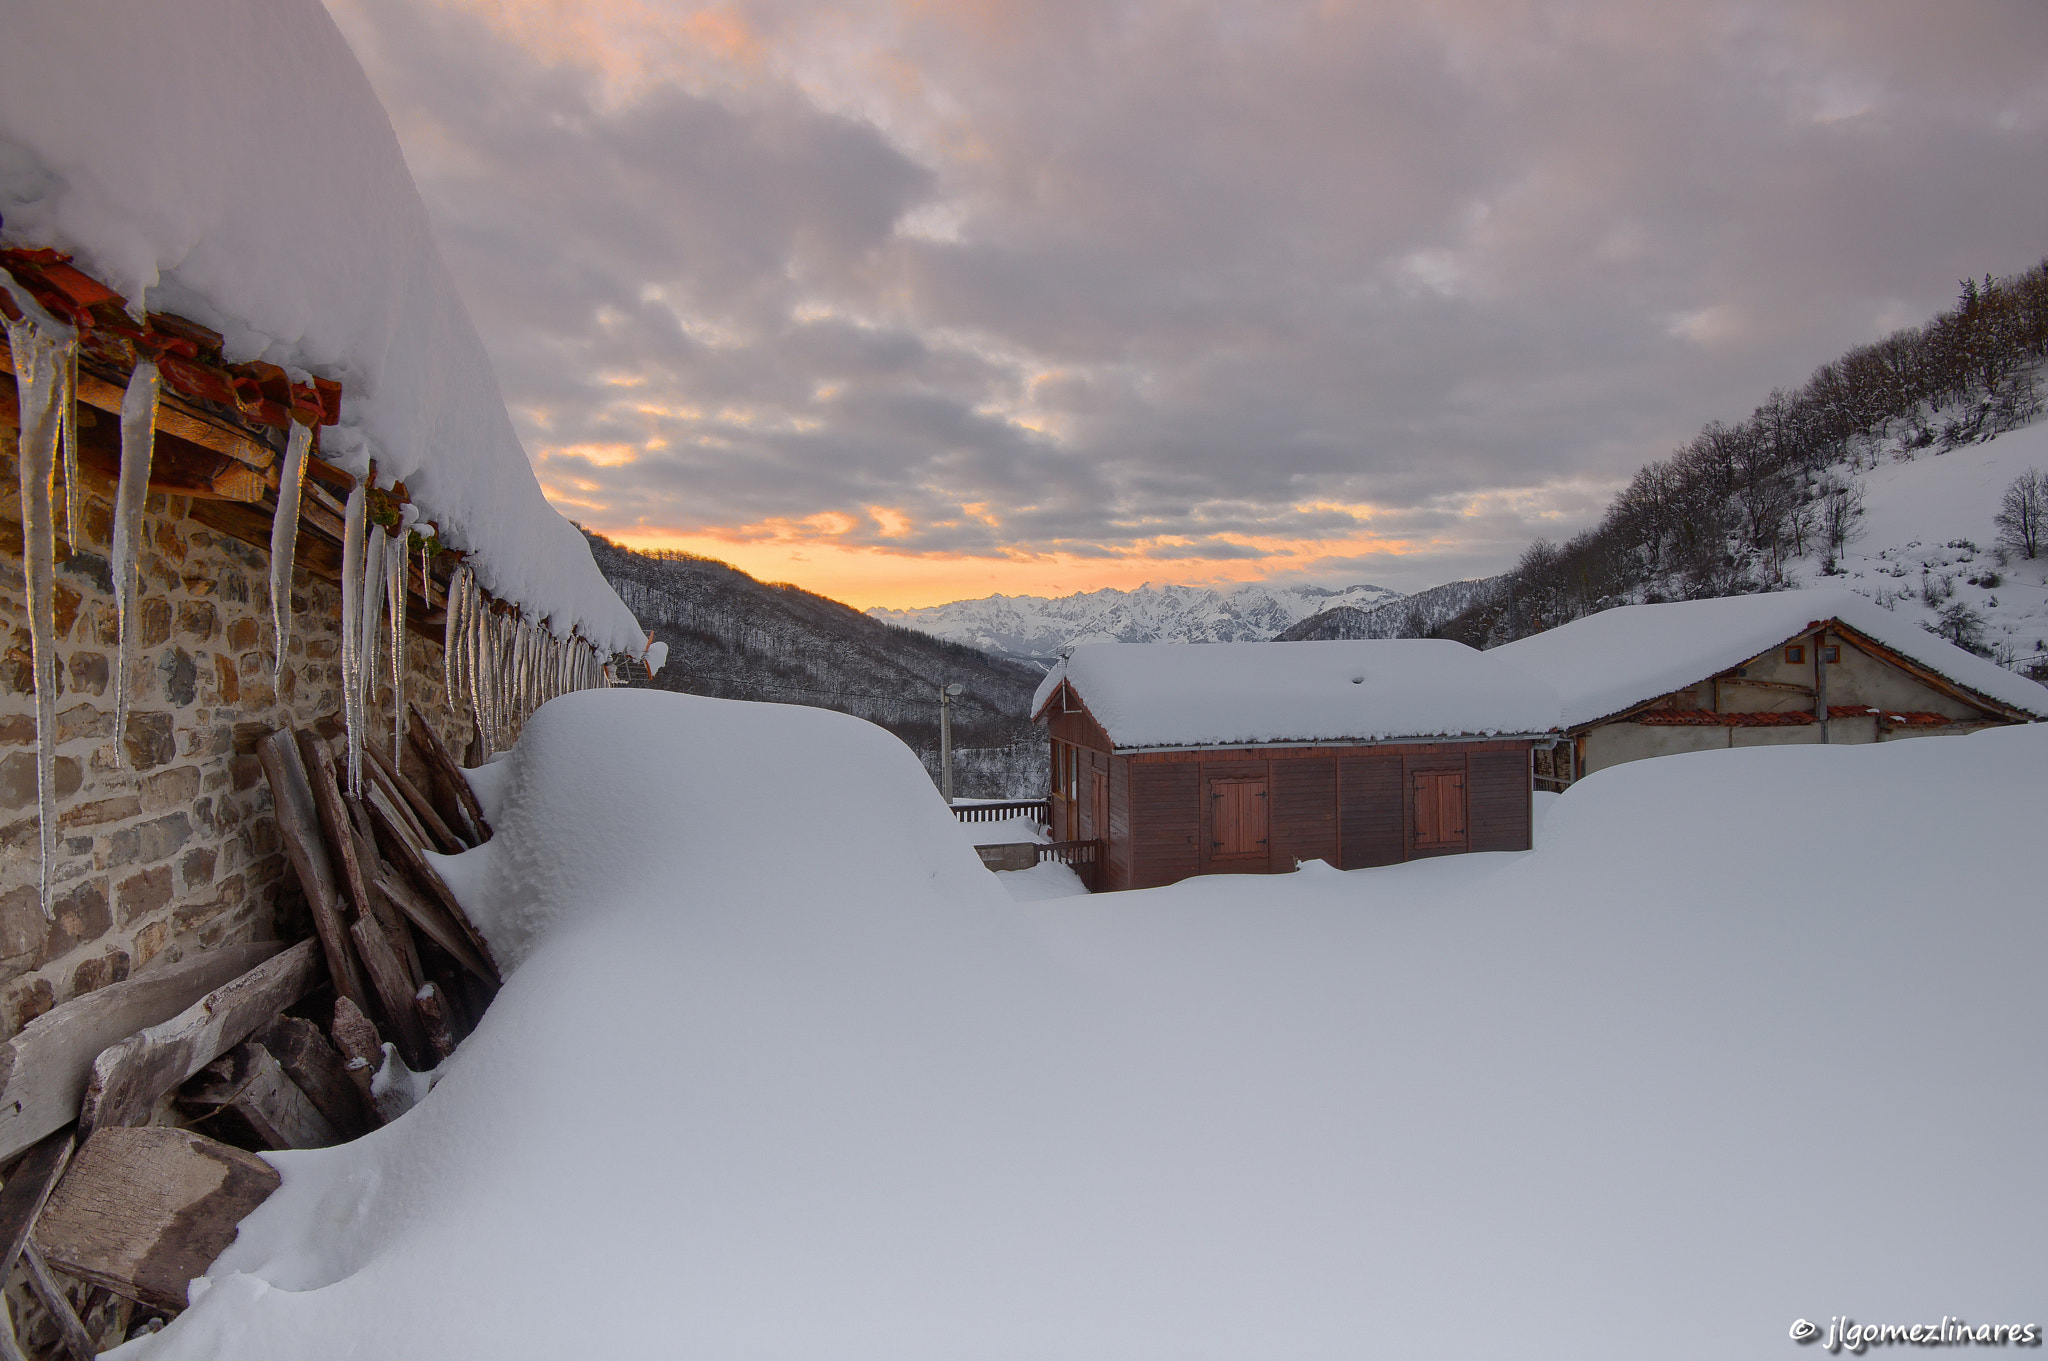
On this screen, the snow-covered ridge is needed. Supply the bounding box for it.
[0,0,643,653]
[869,581,1404,658]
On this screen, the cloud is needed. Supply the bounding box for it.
[327,0,2048,601]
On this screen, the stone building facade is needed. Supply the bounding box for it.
[0,432,466,1041]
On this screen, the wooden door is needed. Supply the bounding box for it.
[1411,770,1466,851]
[1209,778,1269,858]
[1088,768,1108,841]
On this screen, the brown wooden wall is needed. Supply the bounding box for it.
[1076,740,1532,892]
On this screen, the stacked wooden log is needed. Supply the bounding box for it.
[0,715,497,1358]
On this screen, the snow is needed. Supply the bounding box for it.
[1491,587,2048,728]
[1810,420,2048,662]
[0,0,643,653]
[870,581,1406,658]
[1033,639,1560,748]
[108,689,2045,1359]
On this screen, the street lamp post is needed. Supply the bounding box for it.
[940,682,964,804]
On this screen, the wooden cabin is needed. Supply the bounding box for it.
[1032,640,1560,892]
[1490,590,2048,788]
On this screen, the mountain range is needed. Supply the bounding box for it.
[866,581,1404,662]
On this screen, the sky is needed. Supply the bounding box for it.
[324,0,2048,609]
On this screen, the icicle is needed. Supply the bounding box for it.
[112,362,159,751]
[6,314,73,920]
[387,530,407,769]
[442,562,462,713]
[472,602,494,759]
[269,422,311,677]
[340,486,367,798]
[506,616,519,736]
[356,526,387,798]
[59,343,81,545]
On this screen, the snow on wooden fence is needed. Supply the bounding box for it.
[950,799,1051,824]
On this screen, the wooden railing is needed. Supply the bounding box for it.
[951,799,1051,824]
[1037,839,1102,890]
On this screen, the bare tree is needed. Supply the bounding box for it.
[1995,468,2046,559]
[1818,479,1865,567]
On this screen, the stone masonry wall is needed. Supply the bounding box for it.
[0,423,470,1041]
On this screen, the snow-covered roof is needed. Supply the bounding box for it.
[1030,640,1560,748]
[0,0,643,654]
[1490,589,2048,728]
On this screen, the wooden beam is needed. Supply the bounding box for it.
[296,733,375,927]
[1833,623,2030,723]
[22,1243,100,1361]
[0,1129,74,1361]
[0,1130,75,1282]
[31,1127,280,1314]
[375,864,497,987]
[415,984,458,1063]
[78,939,323,1135]
[254,1017,368,1142]
[257,731,373,1016]
[328,998,408,1125]
[0,345,275,469]
[363,795,500,981]
[348,918,430,1073]
[407,702,491,838]
[363,740,464,853]
[177,1042,341,1151]
[0,943,284,1165]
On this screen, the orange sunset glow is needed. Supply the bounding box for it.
[583,525,1440,609]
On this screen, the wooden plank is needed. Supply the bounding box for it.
[257,730,372,1015]
[254,1017,368,1142]
[177,1042,341,1151]
[0,943,282,1165]
[21,1244,96,1361]
[362,739,464,853]
[407,702,490,838]
[364,763,433,855]
[295,732,373,924]
[327,998,385,1126]
[415,985,458,1063]
[78,940,323,1136]
[363,795,501,980]
[355,830,423,990]
[0,347,276,470]
[349,919,430,1073]
[1338,755,1403,869]
[31,1127,280,1314]
[375,865,498,986]
[0,1130,74,1281]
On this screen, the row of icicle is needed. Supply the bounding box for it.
[311,466,615,801]
[3,299,613,917]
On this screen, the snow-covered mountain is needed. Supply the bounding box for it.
[1275,575,1506,641]
[869,581,1404,661]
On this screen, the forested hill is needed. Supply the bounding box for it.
[1359,261,2048,657]
[584,534,1048,797]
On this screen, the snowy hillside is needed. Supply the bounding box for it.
[1810,420,2048,666]
[127,689,2045,1359]
[868,581,1403,660]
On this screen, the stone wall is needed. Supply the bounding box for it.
[0,427,470,1041]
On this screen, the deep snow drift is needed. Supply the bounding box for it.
[118,691,2044,1359]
